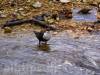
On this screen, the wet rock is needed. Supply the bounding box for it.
[32,1,42,8]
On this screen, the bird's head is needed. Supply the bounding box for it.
[41,28,51,32]
[46,28,51,31]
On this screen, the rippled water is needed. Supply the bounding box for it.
[0,31,100,75]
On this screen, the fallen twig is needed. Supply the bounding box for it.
[1,18,56,31]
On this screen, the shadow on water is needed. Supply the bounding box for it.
[36,44,51,52]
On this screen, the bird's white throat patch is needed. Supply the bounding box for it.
[43,31,51,40]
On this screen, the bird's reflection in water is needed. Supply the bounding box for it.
[37,44,50,52]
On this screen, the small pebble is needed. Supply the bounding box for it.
[32,1,42,8]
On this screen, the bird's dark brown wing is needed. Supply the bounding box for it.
[34,31,44,41]
[78,8,92,14]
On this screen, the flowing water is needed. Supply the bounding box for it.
[0,30,100,75]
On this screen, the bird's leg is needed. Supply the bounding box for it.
[45,41,47,45]
[39,41,41,46]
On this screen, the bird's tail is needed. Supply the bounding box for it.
[33,31,36,34]
[33,31,39,37]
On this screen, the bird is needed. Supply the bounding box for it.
[77,8,92,14]
[34,28,51,45]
